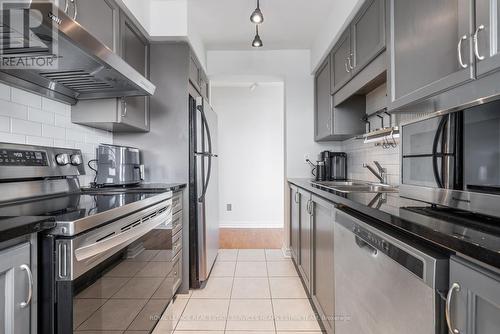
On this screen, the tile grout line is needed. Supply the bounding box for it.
[224,249,238,332]
[265,250,278,333]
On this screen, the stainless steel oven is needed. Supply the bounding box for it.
[401,99,500,218]
[40,197,174,334]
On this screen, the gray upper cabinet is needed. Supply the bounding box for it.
[298,188,312,293]
[448,257,500,334]
[332,30,352,92]
[474,0,500,77]
[71,9,150,132]
[290,185,301,263]
[315,59,333,140]
[351,0,386,75]
[311,195,335,334]
[0,243,31,334]
[389,0,474,110]
[73,0,120,52]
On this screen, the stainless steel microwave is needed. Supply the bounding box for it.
[400,100,500,218]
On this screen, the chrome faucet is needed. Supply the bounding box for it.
[363,161,388,184]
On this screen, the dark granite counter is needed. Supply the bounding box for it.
[289,178,500,270]
[0,216,55,243]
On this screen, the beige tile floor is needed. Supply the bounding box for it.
[153,249,323,334]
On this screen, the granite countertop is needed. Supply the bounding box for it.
[0,216,56,243]
[289,178,500,270]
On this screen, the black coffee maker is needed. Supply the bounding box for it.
[318,151,347,181]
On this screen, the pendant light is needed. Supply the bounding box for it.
[250,0,264,24]
[252,25,263,47]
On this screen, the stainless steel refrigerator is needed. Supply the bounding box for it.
[189,95,219,288]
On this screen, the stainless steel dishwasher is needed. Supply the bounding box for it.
[334,210,449,334]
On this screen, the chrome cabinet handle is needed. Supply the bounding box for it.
[344,58,350,73]
[445,283,461,334]
[457,35,468,68]
[64,0,70,13]
[19,264,33,308]
[474,25,485,61]
[348,54,354,70]
[72,0,78,20]
[294,191,300,204]
[121,98,128,118]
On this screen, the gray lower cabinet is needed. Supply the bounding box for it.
[475,0,500,77]
[315,59,333,141]
[0,243,32,334]
[72,0,120,52]
[389,0,474,110]
[290,185,301,263]
[298,188,312,293]
[311,195,335,334]
[448,257,500,334]
[351,0,386,75]
[332,29,352,93]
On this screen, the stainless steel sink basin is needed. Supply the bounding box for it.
[311,180,399,194]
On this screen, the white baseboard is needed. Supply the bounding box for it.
[219,220,283,229]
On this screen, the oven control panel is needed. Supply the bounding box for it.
[0,149,48,166]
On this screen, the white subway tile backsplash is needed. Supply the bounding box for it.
[0,100,28,119]
[11,118,42,136]
[42,97,70,115]
[66,128,86,142]
[0,83,11,100]
[26,136,54,147]
[11,87,42,109]
[0,84,113,187]
[0,116,9,132]
[28,108,55,125]
[42,124,66,139]
[0,132,25,144]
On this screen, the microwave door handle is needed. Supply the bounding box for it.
[432,117,447,188]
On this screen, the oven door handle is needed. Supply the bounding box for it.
[74,206,172,261]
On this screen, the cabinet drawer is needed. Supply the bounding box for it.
[172,230,182,256]
[172,193,182,214]
[172,252,182,294]
[172,211,182,236]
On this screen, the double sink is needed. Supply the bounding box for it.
[311,180,399,194]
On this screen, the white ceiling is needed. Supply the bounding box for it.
[188,0,337,50]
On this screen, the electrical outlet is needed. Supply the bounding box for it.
[226,204,232,212]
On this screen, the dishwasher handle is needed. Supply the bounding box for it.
[355,236,378,256]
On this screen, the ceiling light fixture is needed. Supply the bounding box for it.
[250,0,264,24]
[252,25,263,48]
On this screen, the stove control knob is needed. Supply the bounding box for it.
[55,153,70,166]
[70,154,83,166]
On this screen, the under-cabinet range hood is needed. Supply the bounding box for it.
[0,1,155,105]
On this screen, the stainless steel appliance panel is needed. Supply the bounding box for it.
[334,210,447,334]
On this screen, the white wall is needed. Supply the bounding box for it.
[207,50,341,180]
[211,83,284,228]
[0,84,112,186]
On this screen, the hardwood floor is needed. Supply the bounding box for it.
[219,228,284,249]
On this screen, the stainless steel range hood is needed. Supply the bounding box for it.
[0,2,155,105]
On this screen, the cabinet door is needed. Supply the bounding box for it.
[189,56,200,91]
[332,29,352,92]
[475,0,500,77]
[315,59,333,140]
[72,0,119,52]
[449,257,500,334]
[351,0,385,75]
[120,13,150,131]
[299,189,312,292]
[289,186,301,263]
[312,195,335,334]
[0,243,31,334]
[389,0,473,110]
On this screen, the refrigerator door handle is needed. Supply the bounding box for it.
[198,104,213,203]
